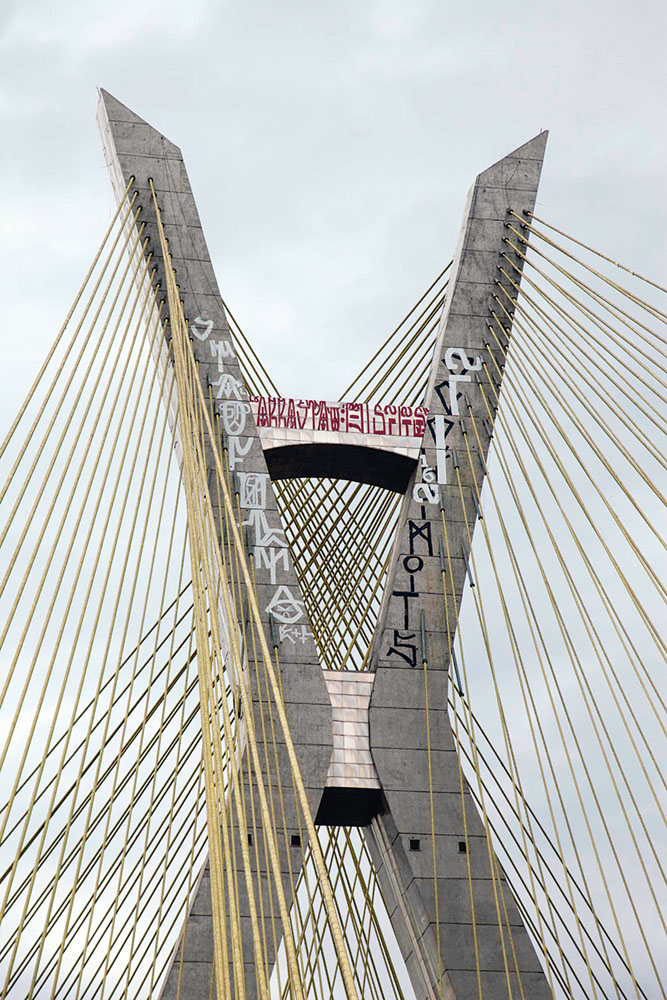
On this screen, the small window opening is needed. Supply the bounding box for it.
[409,838,421,852]
[290,834,301,848]
[247,833,253,846]
[458,840,467,854]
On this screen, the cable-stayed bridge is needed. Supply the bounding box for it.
[0,91,664,1000]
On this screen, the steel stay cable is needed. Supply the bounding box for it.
[487,305,667,670]
[453,728,598,1000]
[192,371,301,1000]
[0,188,137,484]
[196,341,283,1000]
[144,759,206,1000]
[285,833,384,1000]
[514,214,667,328]
[0,208,147,547]
[420,641,444,999]
[54,793,210,1000]
[341,263,450,399]
[449,692,642,1000]
[500,251,667,450]
[167,305,245,1000]
[450,682,652,991]
[450,453,560,996]
[451,689,580,1000]
[523,211,667,299]
[0,666,202,963]
[504,225,667,373]
[480,332,667,733]
[474,333,667,892]
[108,620,202,1000]
[0,180,137,466]
[0,250,159,774]
[498,306,667,736]
[486,314,664,836]
[8,706,205,996]
[0,589,194,832]
[382,324,441,406]
[33,351,180,999]
[474,351,662,993]
[357,305,443,405]
[500,249,667,422]
[449,464,537,1000]
[163,283,362,1000]
[497,261,667,499]
[490,295,667,662]
[283,484,395,623]
[149,760,205,1000]
[0,233,157,707]
[80,462,188,1000]
[470,371,666,986]
[215,439,277,1000]
[22,745,205,1000]
[438,505,518,1000]
[486,292,659,772]
[221,299,280,397]
[163,222,282,1000]
[115,536,194,997]
[0,274,166,914]
[449,682,484,1000]
[109,812,209,1000]
[499,251,667,482]
[16,320,176,984]
[448,464,652,996]
[0,639,198,915]
[457,423,624,996]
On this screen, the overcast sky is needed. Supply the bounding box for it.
[2,0,667,410]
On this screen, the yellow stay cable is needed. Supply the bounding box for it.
[477,341,658,996]
[151,179,361,1000]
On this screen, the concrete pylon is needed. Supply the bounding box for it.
[364,133,551,1000]
[98,90,551,1000]
[97,89,333,999]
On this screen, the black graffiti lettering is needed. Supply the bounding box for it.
[387,630,417,667]
[408,520,433,556]
[393,576,419,628]
[434,381,463,423]
[403,554,424,574]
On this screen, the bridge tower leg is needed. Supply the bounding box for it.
[365,132,552,1000]
[97,90,334,1000]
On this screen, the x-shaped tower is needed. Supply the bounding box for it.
[98,90,550,1000]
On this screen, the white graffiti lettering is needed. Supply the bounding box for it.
[255,546,290,584]
[212,373,247,401]
[238,472,270,510]
[444,347,483,372]
[191,316,213,340]
[412,483,440,505]
[219,401,251,436]
[228,436,253,470]
[266,586,305,624]
[279,624,313,645]
[210,339,234,369]
[242,509,288,547]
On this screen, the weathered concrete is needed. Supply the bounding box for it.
[365,133,551,1000]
